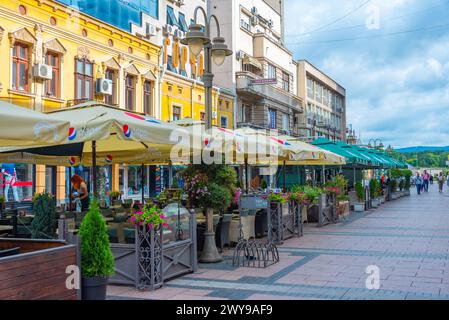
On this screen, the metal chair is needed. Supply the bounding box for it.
[215,214,233,252]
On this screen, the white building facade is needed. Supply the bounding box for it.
[210,0,302,135]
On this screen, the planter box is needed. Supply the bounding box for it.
[337,201,350,217]
[370,198,379,208]
[0,239,79,300]
[354,203,365,212]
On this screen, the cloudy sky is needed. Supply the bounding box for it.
[285,0,449,148]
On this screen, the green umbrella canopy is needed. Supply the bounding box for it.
[373,150,400,168]
[311,138,368,167]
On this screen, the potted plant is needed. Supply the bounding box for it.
[31,192,57,239]
[79,199,115,300]
[390,179,398,199]
[354,182,365,212]
[369,180,379,208]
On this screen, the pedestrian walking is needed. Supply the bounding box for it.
[423,170,430,192]
[430,175,434,185]
[438,172,445,193]
[415,173,423,195]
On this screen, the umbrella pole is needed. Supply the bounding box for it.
[69,166,73,211]
[92,141,97,198]
[322,165,326,185]
[245,158,249,194]
[283,161,286,192]
[141,164,145,206]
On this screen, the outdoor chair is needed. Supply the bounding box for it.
[255,210,268,238]
[124,228,135,244]
[123,200,133,209]
[101,208,114,218]
[348,191,358,211]
[215,214,233,252]
[108,227,119,243]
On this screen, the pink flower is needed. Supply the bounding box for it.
[137,211,143,215]
[160,214,166,220]
[149,223,153,229]
[163,223,169,228]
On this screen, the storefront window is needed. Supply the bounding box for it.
[0,163,34,203]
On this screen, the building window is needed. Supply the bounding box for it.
[45,52,60,98]
[282,113,289,131]
[125,75,135,111]
[144,80,152,115]
[315,83,322,103]
[167,55,177,73]
[242,104,251,123]
[220,116,228,128]
[12,43,30,92]
[104,68,117,105]
[268,109,276,129]
[167,6,179,28]
[240,12,251,31]
[307,78,314,99]
[267,63,276,79]
[226,101,230,110]
[75,58,93,100]
[282,71,290,92]
[172,106,181,121]
[178,12,189,32]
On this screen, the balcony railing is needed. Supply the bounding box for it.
[237,122,300,137]
[236,72,303,112]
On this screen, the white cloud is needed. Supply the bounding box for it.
[285,0,449,148]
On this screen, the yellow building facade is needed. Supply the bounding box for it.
[159,32,234,128]
[0,0,160,202]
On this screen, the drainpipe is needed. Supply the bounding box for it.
[158,49,166,120]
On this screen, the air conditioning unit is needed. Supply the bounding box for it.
[33,63,53,80]
[95,78,113,95]
[174,29,185,39]
[250,16,259,26]
[163,24,174,35]
[146,23,157,37]
[212,111,218,119]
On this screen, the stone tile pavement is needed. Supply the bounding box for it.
[108,185,449,300]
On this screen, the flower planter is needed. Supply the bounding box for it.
[136,225,163,291]
[354,203,365,212]
[337,201,350,217]
[370,198,379,208]
[307,204,320,222]
[81,276,109,300]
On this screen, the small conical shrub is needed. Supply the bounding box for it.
[31,193,56,239]
[79,198,114,278]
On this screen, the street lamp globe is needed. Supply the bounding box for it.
[379,142,384,149]
[180,24,210,57]
[211,37,232,66]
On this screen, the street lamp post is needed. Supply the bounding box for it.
[181,6,232,263]
[367,139,384,150]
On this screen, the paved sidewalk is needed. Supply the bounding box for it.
[108,185,449,300]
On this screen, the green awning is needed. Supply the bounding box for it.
[311,138,369,167]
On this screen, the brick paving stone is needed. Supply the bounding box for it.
[109,184,449,300]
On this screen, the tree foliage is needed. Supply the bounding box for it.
[31,192,57,239]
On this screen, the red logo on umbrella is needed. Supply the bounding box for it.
[123,124,131,138]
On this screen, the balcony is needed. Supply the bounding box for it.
[237,122,300,137]
[236,71,303,112]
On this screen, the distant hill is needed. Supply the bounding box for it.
[397,146,449,154]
